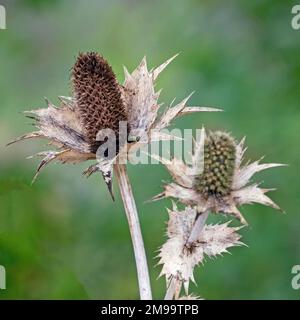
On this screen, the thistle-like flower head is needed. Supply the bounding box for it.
[153,128,286,224]
[8,53,218,198]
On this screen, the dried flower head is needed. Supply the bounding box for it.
[72,52,128,151]
[8,53,219,197]
[194,131,236,198]
[153,128,285,224]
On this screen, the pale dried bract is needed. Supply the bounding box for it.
[158,205,243,291]
[153,128,286,224]
[8,54,219,198]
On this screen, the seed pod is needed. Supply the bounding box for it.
[194,131,236,198]
[72,52,128,152]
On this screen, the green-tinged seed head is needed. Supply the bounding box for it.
[194,131,236,198]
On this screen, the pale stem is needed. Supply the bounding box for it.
[114,163,152,300]
[164,210,209,300]
[186,210,209,246]
[164,277,182,300]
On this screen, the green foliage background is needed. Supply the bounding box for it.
[0,0,299,299]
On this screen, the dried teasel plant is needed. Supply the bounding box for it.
[8,52,219,299]
[8,50,283,300]
[153,128,285,299]
[8,53,219,194]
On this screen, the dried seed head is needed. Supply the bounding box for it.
[194,131,236,198]
[72,52,127,151]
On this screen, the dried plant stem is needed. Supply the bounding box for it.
[164,210,209,300]
[164,277,182,300]
[115,163,152,300]
[186,210,209,247]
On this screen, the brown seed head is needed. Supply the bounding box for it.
[72,52,127,152]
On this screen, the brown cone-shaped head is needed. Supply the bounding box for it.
[72,52,128,152]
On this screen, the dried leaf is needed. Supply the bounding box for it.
[233,159,286,190]
[122,56,160,134]
[156,94,193,129]
[23,99,91,153]
[158,206,243,286]
[83,159,115,200]
[233,184,281,211]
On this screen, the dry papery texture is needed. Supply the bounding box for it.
[8,53,219,197]
[152,128,285,225]
[7,51,285,300]
[158,204,244,297]
[155,128,285,299]
[7,52,221,300]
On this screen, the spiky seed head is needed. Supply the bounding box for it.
[72,52,128,152]
[194,131,236,198]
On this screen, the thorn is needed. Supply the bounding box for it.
[149,192,166,203]
[107,179,115,201]
[123,66,131,80]
[101,170,115,201]
[44,97,51,106]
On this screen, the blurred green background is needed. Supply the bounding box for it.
[0,0,299,299]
